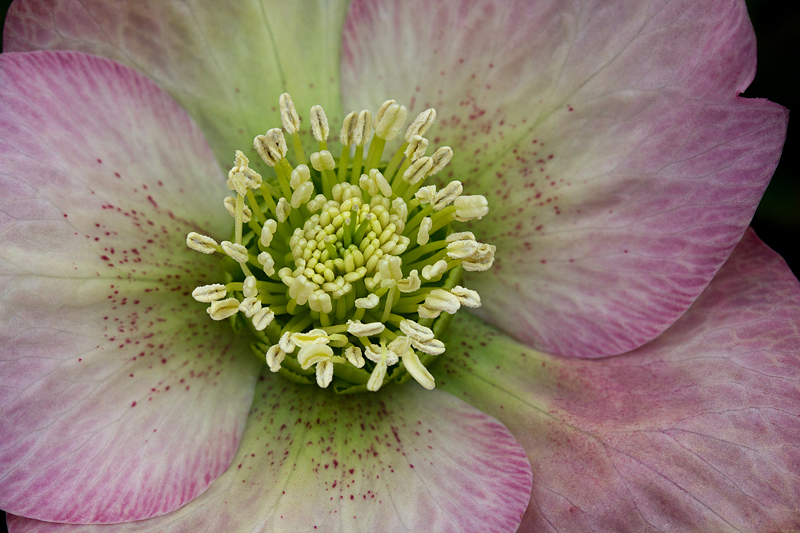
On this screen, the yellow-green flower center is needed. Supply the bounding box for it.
[186,94,495,394]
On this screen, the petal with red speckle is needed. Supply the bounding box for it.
[0,51,260,523]
[8,376,532,533]
[438,230,800,531]
[4,0,351,165]
[342,0,788,357]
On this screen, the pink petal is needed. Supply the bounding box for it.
[8,376,532,533]
[342,0,788,357]
[0,51,260,523]
[4,0,351,165]
[438,229,800,531]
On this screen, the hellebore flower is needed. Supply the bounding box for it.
[1,0,796,532]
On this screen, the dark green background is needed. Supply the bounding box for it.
[0,0,797,530]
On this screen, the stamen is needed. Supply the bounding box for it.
[347,320,385,337]
[260,220,278,247]
[224,196,252,222]
[279,93,301,134]
[207,298,240,320]
[221,241,249,264]
[454,195,489,221]
[254,128,287,168]
[401,349,435,390]
[186,232,218,254]
[403,157,433,185]
[405,135,429,162]
[310,105,329,143]
[405,108,437,141]
[374,100,408,141]
[192,284,226,302]
[187,95,496,393]
[417,217,433,246]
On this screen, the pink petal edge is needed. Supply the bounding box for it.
[8,377,532,533]
[440,229,800,531]
[0,51,260,523]
[3,0,351,166]
[342,0,788,357]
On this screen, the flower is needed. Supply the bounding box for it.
[0,1,796,532]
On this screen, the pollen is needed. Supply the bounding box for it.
[187,95,495,393]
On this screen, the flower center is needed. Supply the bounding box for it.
[186,94,495,394]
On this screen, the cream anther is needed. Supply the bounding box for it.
[347,320,385,337]
[260,219,278,247]
[417,217,433,246]
[429,146,453,176]
[402,349,435,390]
[254,128,287,167]
[353,110,373,146]
[252,307,274,331]
[266,344,285,372]
[355,293,380,309]
[187,232,218,254]
[276,197,291,223]
[279,93,301,134]
[226,172,248,196]
[388,336,412,357]
[316,360,334,388]
[422,259,448,280]
[462,243,496,272]
[405,108,437,142]
[243,276,258,298]
[374,101,408,141]
[291,181,315,208]
[397,270,421,293]
[365,343,399,366]
[227,150,262,193]
[433,181,463,210]
[290,164,311,189]
[391,197,408,222]
[238,296,261,317]
[447,239,479,259]
[192,284,226,303]
[454,195,489,221]
[310,150,335,171]
[310,105,329,142]
[221,241,249,263]
[224,196,252,222]
[399,320,435,342]
[378,255,403,284]
[345,345,365,368]
[367,355,388,392]
[404,135,429,162]
[308,290,333,313]
[415,185,437,205]
[360,169,392,197]
[375,100,396,125]
[411,337,446,356]
[446,231,476,243]
[403,156,433,184]
[297,343,334,369]
[279,331,296,353]
[451,286,481,308]
[288,275,315,305]
[292,329,330,347]
[423,288,461,315]
[257,251,275,276]
[307,194,327,212]
[207,298,240,320]
[340,111,357,145]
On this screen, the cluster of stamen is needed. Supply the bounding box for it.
[187,94,495,393]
